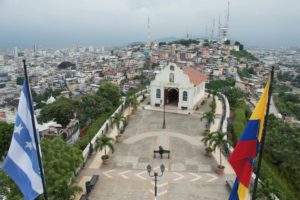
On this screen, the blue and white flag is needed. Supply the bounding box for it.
[2,81,43,200]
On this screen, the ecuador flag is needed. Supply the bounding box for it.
[228,78,271,200]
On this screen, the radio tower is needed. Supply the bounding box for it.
[218,15,221,42]
[210,18,215,41]
[147,16,151,46]
[221,1,230,42]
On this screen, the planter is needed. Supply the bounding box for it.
[115,135,122,143]
[205,147,213,157]
[101,155,109,165]
[215,165,225,174]
[205,151,213,157]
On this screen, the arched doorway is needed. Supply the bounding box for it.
[165,88,178,106]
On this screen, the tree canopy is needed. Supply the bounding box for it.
[206,79,235,91]
[0,121,14,160]
[39,97,76,127]
[80,95,112,120]
[16,77,24,85]
[0,138,83,200]
[57,61,75,69]
[222,87,244,107]
[97,82,120,107]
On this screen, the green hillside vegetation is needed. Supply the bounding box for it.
[0,138,83,200]
[230,50,258,61]
[231,101,248,144]
[238,67,256,78]
[206,78,235,91]
[274,93,300,120]
[168,39,200,46]
[261,114,300,199]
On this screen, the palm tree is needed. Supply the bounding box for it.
[127,94,139,113]
[211,131,230,170]
[96,135,114,161]
[201,111,215,128]
[111,112,127,137]
[201,130,214,157]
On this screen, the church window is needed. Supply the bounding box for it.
[169,73,174,82]
[156,89,161,98]
[183,91,188,101]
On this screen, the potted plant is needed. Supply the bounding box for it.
[211,131,229,174]
[111,112,127,143]
[96,135,115,165]
[201,129,214,157]
[200,111,215,129]
[127,94,139,114]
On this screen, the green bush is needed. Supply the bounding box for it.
[76,108,117,150]
[231,102,248,144]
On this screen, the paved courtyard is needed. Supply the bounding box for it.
[77,97,235,200]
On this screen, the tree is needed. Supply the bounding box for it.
[80,95,112,120]
[211,131,230,168]
[57,61,75,69]
[0,169,23,200]
[96,135,114,159]
[97,82,120,107]
[1,138,83,200]
[234,41,240,46]
[0,121,14,160]
[41,138,83,200]
[201,130,214,155]
[39,97,76,127]
[224,40,231,45]
[222,87,244,107]
[16,77,24,85]
[111,112,126,136]
[126,94,139,112]
[201,111,215,128]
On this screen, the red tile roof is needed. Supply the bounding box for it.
[183,67,207,85]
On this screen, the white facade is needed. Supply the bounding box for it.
[150,63,206,110]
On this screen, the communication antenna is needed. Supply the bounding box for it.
[147,16,151,45]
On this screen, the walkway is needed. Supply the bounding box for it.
[209,96,234,175]
[75,97,235,200]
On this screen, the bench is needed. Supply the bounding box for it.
[85,175,99,195]
[153,146,170,159]
[79,194,89,200]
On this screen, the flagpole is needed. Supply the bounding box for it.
[23,60,49,200]
[252,66,274,200]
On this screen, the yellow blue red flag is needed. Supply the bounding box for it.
[228,78,270,200]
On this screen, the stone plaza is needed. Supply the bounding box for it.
[76,97,235,200]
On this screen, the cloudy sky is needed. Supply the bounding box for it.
[0,0,299,49]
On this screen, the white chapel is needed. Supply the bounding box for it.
[150,63,207,110]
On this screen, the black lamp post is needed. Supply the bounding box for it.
[147,164,165,198]
[162,91,166,129]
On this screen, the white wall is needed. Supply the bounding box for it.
[150,63,205,110]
